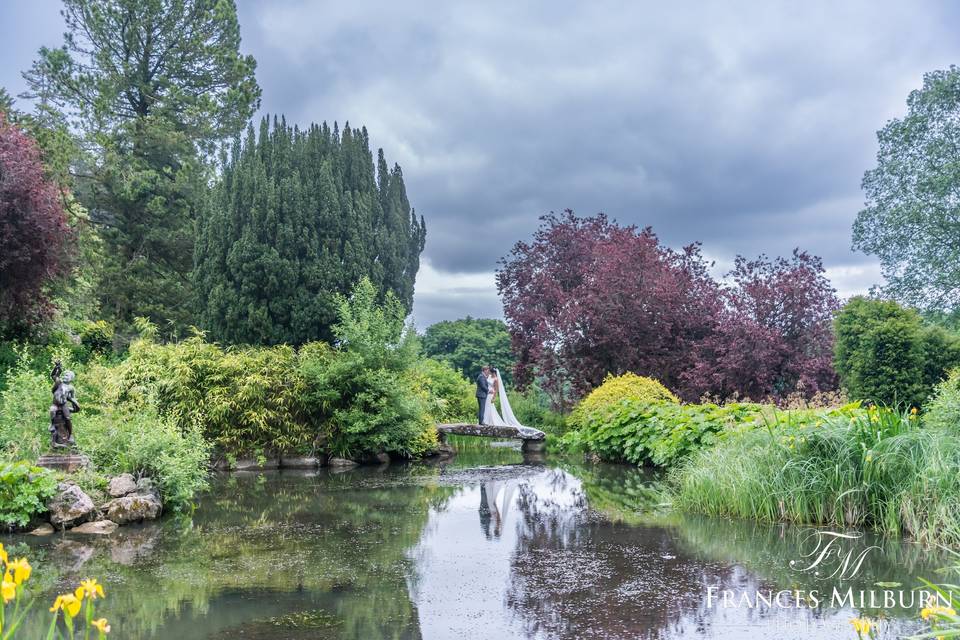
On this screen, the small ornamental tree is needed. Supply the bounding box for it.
[0,117,74,336]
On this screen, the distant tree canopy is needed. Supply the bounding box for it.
[421,317,514,383]
[497,211,838,404]
[25,0,261,332]
[853,66,960,312]
[0,117,74,336]
[834,297,960,408]
[194,117,427,345]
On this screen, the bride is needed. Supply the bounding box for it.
[482,368,526,428]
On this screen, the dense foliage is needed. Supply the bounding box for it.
[563,399,763,468]
[498,211,839,404]
[689,251,838,399]
[25,0,261,332]
[498,211,720,403]
[102,324,313,458]
[0,461,58,528]
[0,117,74,336]
[422,317,514,384]
[300,278,436,459]
[194,118,426,344]
[834,297,960,407]
[673,405,960,545]
[853,66,960,311]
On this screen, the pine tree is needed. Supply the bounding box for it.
[194,117,427,345]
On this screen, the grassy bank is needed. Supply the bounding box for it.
[671,407,960,544]
[557,372,960,546]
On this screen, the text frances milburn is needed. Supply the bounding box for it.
[706,586,950,610]
[705,530,954,611]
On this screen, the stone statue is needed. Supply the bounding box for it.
[49,360,79,448]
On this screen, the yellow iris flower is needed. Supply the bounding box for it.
[0,543,8,566]
[850,617,873,635]
[1,578,16,604]
[7,558,30,585]
[50,593,82,618]
[78,578,105,600]
[921,605,957,620]
[91,618,111,634]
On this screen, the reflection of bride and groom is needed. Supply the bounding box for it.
[475,365,523,427]
[478,479,517,538]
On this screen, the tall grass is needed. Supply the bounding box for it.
[672,407,960,545]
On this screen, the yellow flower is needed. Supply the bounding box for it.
[50,593,82,617]
[911,407,919,415]
[91,618,111,634]
[78,578,105,600]
[7,558,30,585]
[865,454,873,463]
[921,605,957,620]
[0,543,8,566]
[1,578,16,604]
[850,617,873,635]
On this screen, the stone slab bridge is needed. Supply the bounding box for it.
[436,423,547,453]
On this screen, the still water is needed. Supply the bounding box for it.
[7,444,946,639]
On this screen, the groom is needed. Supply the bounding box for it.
[476,365,491,425]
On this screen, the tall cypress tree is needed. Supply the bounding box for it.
[194,117,427,345]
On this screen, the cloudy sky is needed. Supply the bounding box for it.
[3,1,959,327]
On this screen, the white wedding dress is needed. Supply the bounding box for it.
[482,371,533,433]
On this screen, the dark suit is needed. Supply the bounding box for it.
[476,372,490,424]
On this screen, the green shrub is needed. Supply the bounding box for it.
[79,404,210,510]
[300,278,437,459]
[79,320,114,354]
[568,372,679,431]
[0,461,57,528]
[562,400,763,467]
[101,327,313,456]
[924,369,960,431]
[413,358,474,423]
[834,297,960,407]
[506,382,567,434]
[673,405,960,544]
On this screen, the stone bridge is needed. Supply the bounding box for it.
[436,423,547,453]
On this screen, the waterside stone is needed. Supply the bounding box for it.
[108,473,138,497]
[47,484,95,529]
[28,523,55,536]
[71,520,119,535]
[103,494,162,525]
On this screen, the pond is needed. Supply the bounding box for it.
[7,443,946,639]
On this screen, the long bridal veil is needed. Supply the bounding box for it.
[495,370,525,428]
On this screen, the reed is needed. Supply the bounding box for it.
[672,407,960,545]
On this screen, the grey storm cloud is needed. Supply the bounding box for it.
[3,1,960,325]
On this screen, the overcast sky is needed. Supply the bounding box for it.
[3,1,959,327]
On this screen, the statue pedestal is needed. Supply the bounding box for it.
[37,453,90,473]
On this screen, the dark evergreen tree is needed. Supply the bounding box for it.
[194,117,426,345]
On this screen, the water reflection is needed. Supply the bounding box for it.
[2,456,946,639]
